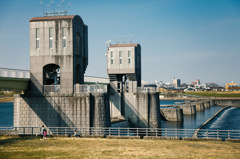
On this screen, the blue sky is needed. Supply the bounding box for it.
[0,0,240,85]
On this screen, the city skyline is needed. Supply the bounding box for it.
[0,0,240,85]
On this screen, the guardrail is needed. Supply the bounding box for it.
[44,85,60,93]
[1,127,240,139]
[137,87,157,93]
[74,84,107,93]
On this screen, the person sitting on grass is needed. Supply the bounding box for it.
[74,129,80,138]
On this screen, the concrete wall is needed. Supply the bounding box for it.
[215,99,240,107]
[160,108,183,122]
[14,93,110,131]
[191,102,205,112]
[178,104,196,115]
[124,92,161,128]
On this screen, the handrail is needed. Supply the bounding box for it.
[0,127,239,139]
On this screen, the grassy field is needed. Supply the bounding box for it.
[0,136,240,158]
[184,91,240,97]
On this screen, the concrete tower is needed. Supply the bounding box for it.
[29,15,88,94]
[106,43,161,128]
[107,43,141,93]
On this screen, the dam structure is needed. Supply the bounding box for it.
[13,13,161,134]
[14,14,111,132]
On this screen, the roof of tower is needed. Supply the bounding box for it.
[29,15,79,22]
[109,44,140,48]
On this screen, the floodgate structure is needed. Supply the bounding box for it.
[12,14,161,134]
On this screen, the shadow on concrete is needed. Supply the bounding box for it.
[20,74,75,128]
[109,83,150,128]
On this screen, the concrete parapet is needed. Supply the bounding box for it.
[178,104,196,115]
[160,108,183,122]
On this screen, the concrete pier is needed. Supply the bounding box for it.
[191,102,205,112]
[203,101,210,109]
[178,104,196,115]
[160,108,183,122]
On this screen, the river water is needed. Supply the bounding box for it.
[1,102,240,130]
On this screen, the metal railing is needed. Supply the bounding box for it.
[44,85,60,93]
[137,87,157,93]
[74,84,107,93]
[1,127,240,139]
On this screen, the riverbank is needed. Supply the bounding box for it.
[0,136,240,158]
[184,91,240,97]
[0,97,13,103]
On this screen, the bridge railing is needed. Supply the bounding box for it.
[1,127,240,139]
[0,68,30,78]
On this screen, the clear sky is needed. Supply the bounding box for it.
[0,0,240,86]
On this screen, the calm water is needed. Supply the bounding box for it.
[1,102,240,130]
[0,102,13,127]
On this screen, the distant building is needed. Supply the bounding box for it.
[172,77,181,88]
[226,82,236,90]
[191,79,200,86]
[228,84,240,91]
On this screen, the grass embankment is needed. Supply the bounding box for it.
[0,136,240,158]
[184,91,240,97]
[0,97,13,103]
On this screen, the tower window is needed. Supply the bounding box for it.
[128,51,131,64]
[49,28,53,49]
[62,27,66,48]
[119,51,122,64]
[36,28,39,49]
[110,51,113,64]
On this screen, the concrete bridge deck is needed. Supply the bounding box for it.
[0,68,109,90]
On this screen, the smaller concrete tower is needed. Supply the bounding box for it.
[107,43,141,93]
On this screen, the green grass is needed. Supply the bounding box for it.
[183,91,240,97]
[1,136,240,158]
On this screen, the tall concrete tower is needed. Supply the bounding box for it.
[29,15,88,94]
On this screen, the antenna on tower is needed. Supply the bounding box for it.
[50,0,55,15]
[122,35,126,44]
[61,0,66,13]
[40,1,45,14]
[41,0,69,16]
[128,34,134,44]
[115,35,120,44]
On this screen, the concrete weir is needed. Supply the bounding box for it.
[178,104,196,115]
[160,107,183,122]
[191,102,205,112]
